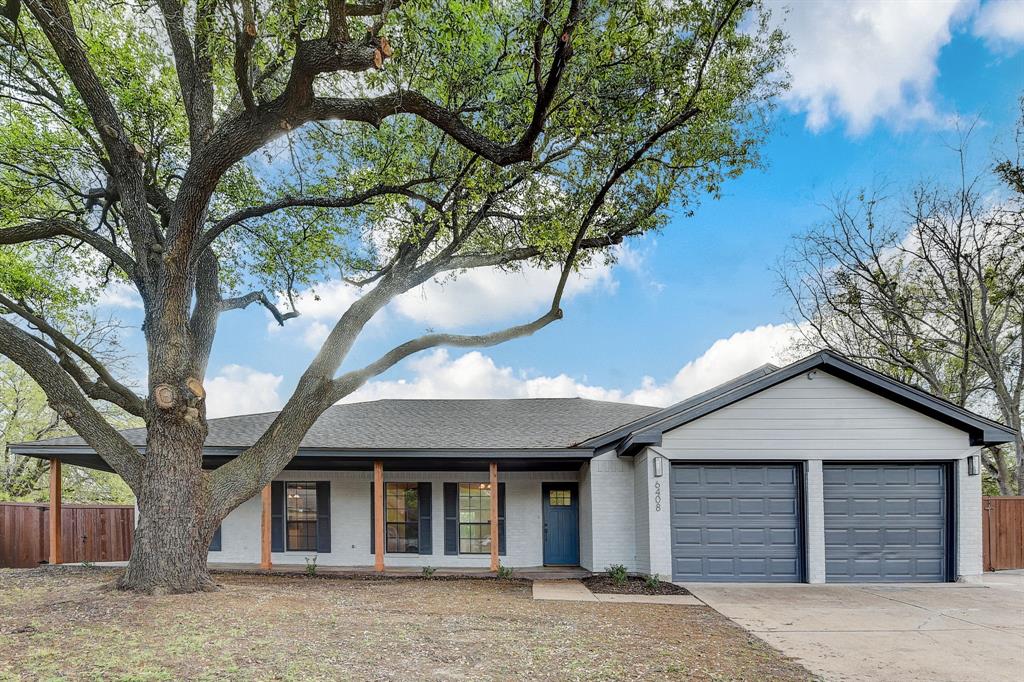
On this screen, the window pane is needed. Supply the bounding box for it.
[385,482,420,554]
[286,482,317,551]
[549,489,571,506]
[458,483,493,554]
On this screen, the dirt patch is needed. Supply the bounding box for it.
[0,566,812,681]
[583,575,691,595]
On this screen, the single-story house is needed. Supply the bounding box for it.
[11,351,1015,583]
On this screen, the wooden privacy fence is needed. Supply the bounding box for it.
[983,496,1024,571]
[0,502,134,568]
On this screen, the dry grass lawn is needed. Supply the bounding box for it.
[0,566,812,681]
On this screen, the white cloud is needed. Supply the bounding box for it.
[96,281,144,309]
[342,323,806,407]
[779,0,973,134]
[973,0,1024,51]
[392,260,617,328]
[624,323,805,406]
[205,364,283,418]
[612,242,664,294]
[340,349,626,403]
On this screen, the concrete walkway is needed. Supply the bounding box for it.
[683,572,1024,682]
[532,579,701,605]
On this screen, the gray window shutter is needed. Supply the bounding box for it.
[369,481,375,554]
[271,481,284,552]
[209,524,222,552]
[443,482,458,555]
[316,481,331,553]
[417,482,432,555]
[498,482,506,556]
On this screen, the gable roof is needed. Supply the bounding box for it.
[594,350,1016,454]
[12,398,660,454]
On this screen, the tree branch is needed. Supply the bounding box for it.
[233,0,257,112]
[0,292,145,416]
[197,179,439,253]
[0,218,137,277]
[220,290,299,326]
[157,0,215,146]
[332,309,562,400]
[0,315,144,488]
[24,0,158,282]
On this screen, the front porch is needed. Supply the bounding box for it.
[208,459,587,574]
[212,563,591,580]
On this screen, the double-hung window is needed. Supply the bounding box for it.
[458,482,492,554]
[286,482,318,551]
[385,483,420,553]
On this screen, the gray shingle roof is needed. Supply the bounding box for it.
[21,398,660,451]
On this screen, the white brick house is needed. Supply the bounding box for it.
[14,351,1013,583]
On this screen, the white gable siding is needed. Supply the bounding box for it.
[658,370,973,460]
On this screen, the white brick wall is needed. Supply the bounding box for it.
[582,452,637,572]
[955,452,983,579]
[804,459,826,584]
[210,468,577,568]
[633,451,650,574]
[578,462,593,569]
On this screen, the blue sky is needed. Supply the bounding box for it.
[103,0,1024,417]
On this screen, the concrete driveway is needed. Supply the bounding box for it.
[683,571,1024,682]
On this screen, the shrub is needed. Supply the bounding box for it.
[496,564,514,580]
[421,565,436,578]
[644,574,661,590]
[304,556,318,576]
[607,563,628,586]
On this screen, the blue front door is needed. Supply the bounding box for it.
[542,483,579,566]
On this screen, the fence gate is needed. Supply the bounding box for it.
[983,496,1024,571]
[0,502,134,568]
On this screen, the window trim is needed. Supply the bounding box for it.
[384,481,420,554]
[285,481,319,552]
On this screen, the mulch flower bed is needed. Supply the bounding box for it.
[583,575,690,595]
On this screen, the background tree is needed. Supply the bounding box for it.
[0,0,786,592]
[780,110,1024,494]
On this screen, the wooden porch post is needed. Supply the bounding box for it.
[48,459,62,565]
[489,461,499,572]
[374,461,384,572]
[260,484,272,570]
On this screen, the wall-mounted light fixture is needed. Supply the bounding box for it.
[968,454,979,476]
[653,456,664,478]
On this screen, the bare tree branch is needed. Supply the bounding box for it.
[220,290,299,325]
[0,293,145,416]
[0,315,143,488]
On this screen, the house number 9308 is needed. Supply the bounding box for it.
[654,481,662,512]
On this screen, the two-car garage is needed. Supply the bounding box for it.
[670,462,951,583]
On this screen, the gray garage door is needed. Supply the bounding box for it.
[823,464,948,582]
[670,464,802,582]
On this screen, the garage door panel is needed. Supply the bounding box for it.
[671,464,802,582]
[823,464,947,583]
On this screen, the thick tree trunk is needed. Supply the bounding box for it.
[118,412,217,593]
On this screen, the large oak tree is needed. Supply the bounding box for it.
[0,0,785,592]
